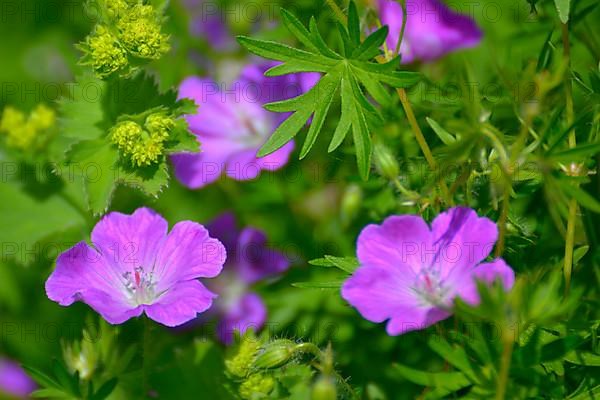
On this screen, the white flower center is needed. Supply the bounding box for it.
[413,269,450,308]
[122,267,159,305]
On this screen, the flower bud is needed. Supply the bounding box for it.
[311,376,337,400]
[253,339,297,369]
[341,184,363,227]
[373,142,399,180]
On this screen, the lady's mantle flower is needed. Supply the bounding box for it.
[377,0,482,63]
[45,208,226,327]
[0,104,56,151]
[205,213,290,344]
[110,111,175,167]
[0,358,36,398]
[342,207,514,335]
[172,63,319,189]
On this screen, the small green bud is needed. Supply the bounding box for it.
[373,142,400,180]
[311,376,337,400]
[62,336,98,380]
[253,339,297,369]
[239,373,274,400]
[340,184,363,227]
[85,25,128,77]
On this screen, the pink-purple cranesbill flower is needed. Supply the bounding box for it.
[45,208,226,327]
[342,207,514,335]
[172,63,319,189]
[0,358,36,398]
[377,0,483,63]
[185,0,236,51]
[205,213,290,344]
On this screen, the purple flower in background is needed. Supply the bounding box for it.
[205,213,290,344]
[342,207,514,335]
[186,0,236,51]
[172,63,319,189]
[377,0,483,63]
[45,208,226,327]
[0,359,36,398]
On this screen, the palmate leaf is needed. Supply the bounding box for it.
[238,2,420,179]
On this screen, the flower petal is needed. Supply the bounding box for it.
[341,265,418,324]
[455,258,515,305]
[386,306,450,335]
[357,215,432,274]
[91,207,168,273]
[144,280,217,327]
[217,292,267,345]
[431,207,498,279]
[46,242,142,324]
[236,227,290,284]
[154,221,226,290]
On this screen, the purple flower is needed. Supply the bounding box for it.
[0,358,36,398]
[205,213,290,344]
[341,207,515,335]
[186,0,236,51]
[377,0,483,63]
[172,63,319,189]
[45,208,226,327]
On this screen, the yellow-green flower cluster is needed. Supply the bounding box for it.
[117,4,170,59]
[239,374,275,400]
[225,335,261,378]
[0,104,56,151]
[81,1,170,78]
[110,112,174,167]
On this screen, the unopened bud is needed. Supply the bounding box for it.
[373,142,399,180]
[341,184,363,227]
[253,339,297,369]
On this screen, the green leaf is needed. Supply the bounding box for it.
[548,142,600,161]
[391,364,471,398]
[559,182,600,213]
[91,378,118,400]
[292,280,345,289]
[309,255,359,273]
[426,117,456,145]
[67,139,119,215]
[0,182,86,260]
[555,0,571,23]
[238,4,420,179]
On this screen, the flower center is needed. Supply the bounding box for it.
[413,269,450,308]
[122,267,158,305]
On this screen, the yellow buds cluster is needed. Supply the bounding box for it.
[110,112,175,167]
[225,335,261,378]
[0,104,56,151]
[85,25,128,77]
[117,4,170,59]
[81,1,170,78]
[239,374,275,400]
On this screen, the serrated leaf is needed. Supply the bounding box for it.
[238,4,420,179]
[116,161,170,198]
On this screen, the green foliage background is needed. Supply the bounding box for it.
[0,0,598,399]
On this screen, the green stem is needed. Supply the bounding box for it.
[395,0,408,56]
[324,0,347,24]
[495,336,514,400]
[561,21,577,296]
